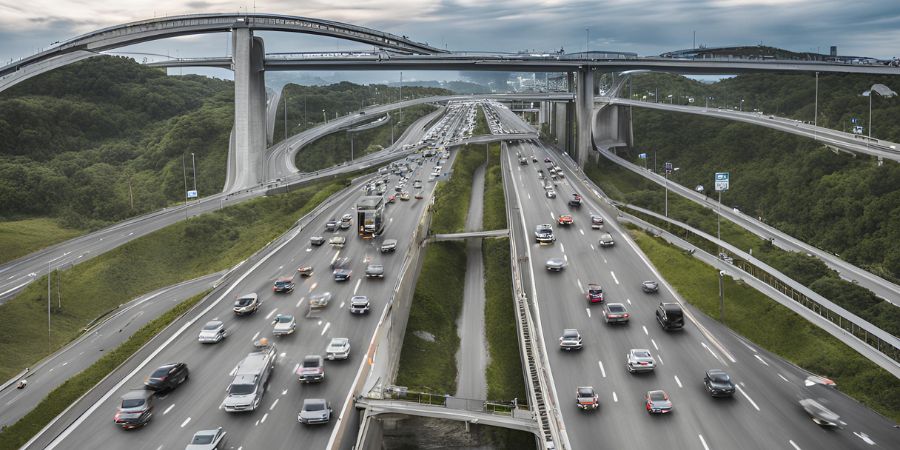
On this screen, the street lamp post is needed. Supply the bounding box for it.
[718,270,728,321]
[322,109,327,123]
[861,84,898,149]
[191,152,197,200]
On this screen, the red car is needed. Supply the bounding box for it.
[386,195,396,203]
[557,214,574,226]
[586,283,604,303]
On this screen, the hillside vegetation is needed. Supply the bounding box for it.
[0,56,234,229]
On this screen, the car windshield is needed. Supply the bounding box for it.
[236,298,253,306]
[330,339,348,347]
[608,305,625,313]
[634,350,652,358]
[563,330,578,338]
[276,316,293,323]
[710,373,731,383]
[368,265,383,270]
[305,402,325,411]
[649,391,667,401]
[303,359,320,368]
[121,398,145,408]
[202,322,221,331]
[150,367,169,378]
[191,434,215,444]
[228,383,255,395]
[577,388,593,397]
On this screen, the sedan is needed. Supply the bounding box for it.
[576,386,598,410]
[414,191,424,200]
[309,292,332,308]
[645,390,673,414]
[626,349,656,373]
[329,236,346,248]
[297,265,313,277]
[144,363,189,392]
[198,320,227,344]
[642,280,659,293]
[350,295,370,314]
[365,263,385,278]
[297,355,325,383]
[185,428,227,450]
[704,369,736,397]
[545,189,557,199]
[333,268,352,281]
[114,390,154,429]
[602,303,630,324]
[598,233,615,247]
[298,398,333,425]
[272,314,297,336]
[557,214,574,226]
[545,258,567,272]
[325,337,351,360]
[399,191,411,201]
[309,236,326,246]
[325,219,339,231]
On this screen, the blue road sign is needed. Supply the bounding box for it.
[714,172,729,192]
[187,190,198,198]
[638,153,647,159]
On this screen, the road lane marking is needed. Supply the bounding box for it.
[278,265,283,270]
[612,392,618,402]
[735,385,760,411]
[576,279,583,292]
[602,257,607,264]
[251,331,260,341]
[270,399,279,411]
[642,325,648,336]
[282,389,288,395]
[340,301,346,309]
[296,297,305,308]
[657,354,664,365]
[651,339,659,351]
[331,251,340,264]
[309,282,318,293]
[701,342,722,362]
[260,412,269,424]
[560,243,565,253]
[789,440,801,450]
[353,279,362,295]
[777,373,790,383]
[579,229,584,235]
[563,254,568,262]
[322,322,331,335]
[699,435,710,450]
[549,212,555,220]
[180,417,191,427]
[853,432,875,445]
[626,298,632,305]
[585,308,591,318]
[610,271,619,285]
[265,308,278,320]
[754,354,769,366]
[317,320,323,326]
[674,375,682,388]
[293,363,300,373]
[527,193,531,199]
[163,404,175,415]
[598,360,606,378]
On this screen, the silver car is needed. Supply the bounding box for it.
[626,349,656,373]
[559,329,583,351]
[298,398,332,425]
[325,337,351,360]
[545,258,567,272]
[198,320,227,344]
[272,314,296,336]
[185,428,227,450]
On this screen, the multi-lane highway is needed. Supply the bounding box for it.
[42,153,448,450]
[504,140,899,450]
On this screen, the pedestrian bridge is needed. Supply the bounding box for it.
[356,396,538,434]
[429,229,510,242]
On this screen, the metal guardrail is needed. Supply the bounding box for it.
[367,386,533,418]
[500,142,563,449]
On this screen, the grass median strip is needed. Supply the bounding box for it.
[483,238,525,401]
[0,176,351,382]
[482,143,507,231]
[430,146,486,234]
[630,227,900,422]
[0,290,209,450]
[396,241,468,394]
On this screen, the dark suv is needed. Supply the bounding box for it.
[273,276,295,293]
[114,390,155,429]
[144,362,189,392]
[655,302,684,330]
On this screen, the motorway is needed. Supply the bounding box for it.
[0,272,223,428]
[505,140,899,450]
[40,101,482,450]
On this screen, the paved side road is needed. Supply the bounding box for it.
[0,271,224,428]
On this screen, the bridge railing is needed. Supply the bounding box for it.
[365,386,534,419]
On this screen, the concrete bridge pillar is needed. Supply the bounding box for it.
[565,72,576,155]
[575,68,594,167]
[231,26,267,191]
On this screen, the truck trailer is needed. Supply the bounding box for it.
[357,195,385,238]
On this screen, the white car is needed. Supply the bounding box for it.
[198,320,227,344]
[272,314,296,336]
[325,337,351,360]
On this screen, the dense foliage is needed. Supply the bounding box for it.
[274,82,450,144]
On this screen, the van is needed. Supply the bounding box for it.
[655,302,684,330]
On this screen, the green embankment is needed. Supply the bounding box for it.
[482,143,507,231]
[630,228,900,421]
[0,176,350,381]
[483,238,525,401]
[473,104,490,136]
[584,160,899,337]
[294,103,437,172]
[0,290,208,449]
[0,218,84,264]
[430,146,487,234]
[395,241,468,393]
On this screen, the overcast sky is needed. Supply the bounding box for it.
[1,0,898,82]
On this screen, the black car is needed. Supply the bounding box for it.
[114,390,155,429]
[642,280,659,293]
[656,302,684,330]
[703,369,735,397]
[144,362,189,392]
[333,269,352,281]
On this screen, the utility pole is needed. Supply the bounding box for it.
[47,261,51,352]
[182,153,188,213]
[399,71,403,123]
[718,270,726,321]
[814,72,818,141]
[693,30,696,49]
[191,152,197,200]
[284,92,288,141]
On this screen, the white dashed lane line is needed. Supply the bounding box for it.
[789,440,801,450]
[251,331,260,341]
[590,244,595,250]
[270,399,279,411]
[321,322,331,335]
[296,297,305,308]
[657,354,664,365]
[642,325,649,336]
[163,404,175,415]
[701,342,721,362]
[777,373,790,383]
[651,339,659,351]
[560,243,565,253]
[585,308,591,318]
[754,354,769,366]
[612,392,618,402]
[610,271,619,285]
[260,413,269,424]
[579,229,584,235]
[265,308,278,320]
[180,417,191,428]
[353,278,362,295]
[699,434,710,450]
[674,375,682,388]
[735,385,760,411]
[598,360,606,378]
[576,279,583,292]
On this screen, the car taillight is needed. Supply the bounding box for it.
[624,313,630,318]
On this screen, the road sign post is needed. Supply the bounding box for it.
[664,162,674,217]
[714,172,730,253]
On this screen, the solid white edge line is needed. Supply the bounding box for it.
[699,434,710,450]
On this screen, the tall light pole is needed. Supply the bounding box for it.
[181,153,188,209]
[399,71,403,124]
[861,84,897,149]
[47,261,52,352]
[718,270,728,321]
[191,152,197,200]
[284,92,288,141]
[813,72,818,141]
[322,109,327,123]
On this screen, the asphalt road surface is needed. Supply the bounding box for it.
[42,155,446,450]
[506,140,899,450]
[0,272,223,428]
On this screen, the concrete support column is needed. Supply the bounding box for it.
[231,27,267,191]
[565,72,576,155]
[575,68,594,167]
[554,102,568,148]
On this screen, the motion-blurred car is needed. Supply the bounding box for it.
[586,283,604,304]
[325,219,339,231]
[645,390,673,414]
[309,292,332,308]
[399,191,411,201]
[799,398,844,427]
[381,239,398,253]
[590,214,604,229]
[114,390,155,429]
[641,280,659,293]
[365,263,384,278]
[273,276,295,293]
[557,214,574,226]
[576,386,599,410]
[185,428,227,450]
[546,189,557,199]
[340,214,353,229]
[272,314,297,336]
[350,295,370,314]
[559,329,583,351]
[333,268,352,281]
[298,398,332,425]
[144,362,189,392]
[329,236,346,248]
[534,224,555,244]
[198,320,227,344]
[568,194,581,207]
[296,355,325,383]
[297,265,313,277]
[544,157,552,163]
[325,337,351,360]
[309,236,326,246]
[414,191,424,200]
[602,303,630,324]
[626,349,656,373]
[233,293,260,316]
[545,258,567,272]
[703,369,735,397]
[386,194,396,203]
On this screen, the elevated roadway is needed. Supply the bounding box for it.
[506,140,899,450]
